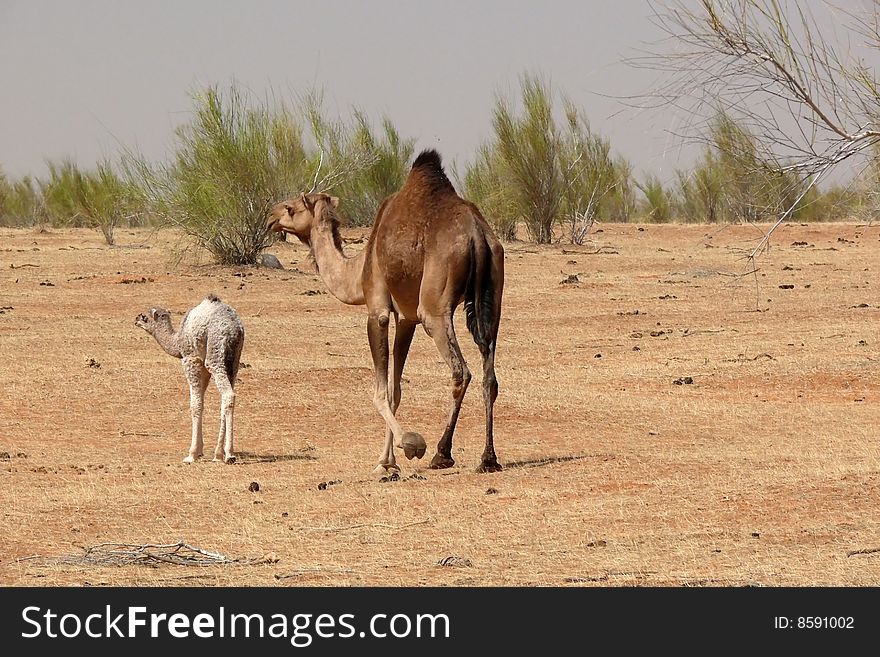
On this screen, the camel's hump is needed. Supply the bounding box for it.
[408,149,455,194]
[411,149,443,171]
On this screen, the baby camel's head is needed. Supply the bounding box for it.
[134,307,172,334]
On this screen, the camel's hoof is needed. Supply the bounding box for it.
[429,453,455,469]
[183,455,200,464]
[476,459,503,473]
[224,456,236,465]
[372,463,400,476]
[400,432,427,460]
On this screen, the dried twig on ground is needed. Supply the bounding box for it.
[17,541,274,567]
[847,547,880,557]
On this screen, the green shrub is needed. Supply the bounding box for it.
[127,85,312,265]
[305,96,414,226]
[464,74,634,243]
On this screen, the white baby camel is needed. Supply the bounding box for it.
[135,294,244,463]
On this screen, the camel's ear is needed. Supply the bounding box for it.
[329,196,340,209]
[301,193,315,213]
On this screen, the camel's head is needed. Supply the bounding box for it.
[134,307,171,334]
[266,193,340,244]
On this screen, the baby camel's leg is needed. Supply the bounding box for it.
[208,364,236,464]
[182,357,210,463]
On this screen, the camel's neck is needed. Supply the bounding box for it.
[309,219,366,306]
[152,320,183,358]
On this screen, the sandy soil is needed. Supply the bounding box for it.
[1,221,878,586]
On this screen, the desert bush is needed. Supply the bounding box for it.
[491,74,563,243]
[305,97,414,226]
[637,175,673,223]
[127,85,313,265]
[674,112,814,223]
[0,169,31,226]
[40,160,84,227]
[462,145,519,241]
[72,163,144,245]
[126,84,414,264]
[559,101,619,241]
[37,160,145,243]
[464,74,633,243]
[5,175,45,227]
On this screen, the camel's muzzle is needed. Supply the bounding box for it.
[266,215,285,233]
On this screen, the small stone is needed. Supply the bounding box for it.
[260,253,284,269]
[485,487,499,495]
[247,481,260,493]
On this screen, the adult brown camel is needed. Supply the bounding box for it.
[266,150,505,474]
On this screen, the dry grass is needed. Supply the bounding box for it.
[1,221,879,587]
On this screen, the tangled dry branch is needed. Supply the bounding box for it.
[17,541,275,568]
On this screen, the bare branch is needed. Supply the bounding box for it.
[309,148,325,194]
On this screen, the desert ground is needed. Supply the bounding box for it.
[1,221,878,586]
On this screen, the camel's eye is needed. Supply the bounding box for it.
[286,204,295,216]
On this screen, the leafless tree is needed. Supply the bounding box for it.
[639,0,880,258]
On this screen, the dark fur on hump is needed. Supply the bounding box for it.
[409,149,455,193]
[206,293,221,303]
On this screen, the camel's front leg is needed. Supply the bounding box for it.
[388,317,419,459]
[367,312,425,474]
[182,358,210,463]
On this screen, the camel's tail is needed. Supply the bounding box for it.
[464,233,498,353]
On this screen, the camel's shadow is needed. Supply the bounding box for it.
[233,451,318,465]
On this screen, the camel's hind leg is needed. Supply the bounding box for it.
[477,338,501,472]
[423,314,471,469]
[207,364,236,464]
[367,311,425,474]
[182,357,210,463]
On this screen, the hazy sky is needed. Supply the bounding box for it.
[0,0,872,184]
